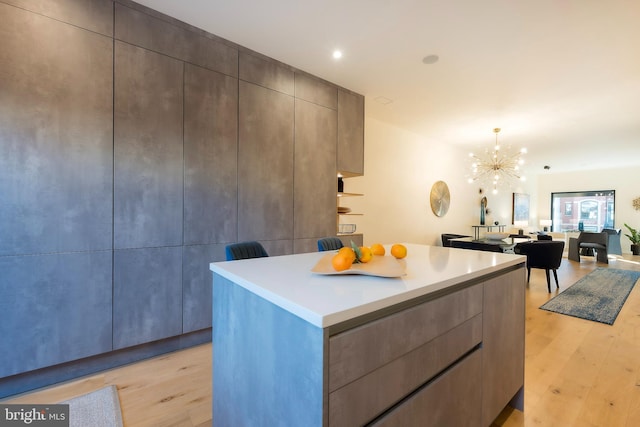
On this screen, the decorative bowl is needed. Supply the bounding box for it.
[485,232,510,240]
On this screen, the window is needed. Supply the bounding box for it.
[550,190,615,232]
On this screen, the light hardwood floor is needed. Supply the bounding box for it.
[4,252,640,426]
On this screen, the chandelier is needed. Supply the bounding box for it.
[468,128,527,194]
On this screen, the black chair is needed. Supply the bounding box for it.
[441,233,470,247]
[225,241,269,261]
[568,231,608,264]
[515,240,565,292]
[317,237,344,252]
[537,234,553,241]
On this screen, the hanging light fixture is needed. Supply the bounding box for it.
[467,128,527,194]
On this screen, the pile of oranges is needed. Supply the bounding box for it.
[331,243,407,272]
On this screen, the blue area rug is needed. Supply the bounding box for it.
[540,268,640,325]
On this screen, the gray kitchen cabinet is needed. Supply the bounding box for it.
[184,64,238,245]
[115,2,238,77]
[0,251,112,378]
[113,41,184,249]
[0,4,113,257]
[1,0,365,398]
[113,247,183,350]
[237,81,295,242]
[2,0,113,36]
[482,268,526,425]
[239,51,294,95]
[294,99,337,241]
[337,89,365,176]
[212,250,525,426]
[295,72,338,110]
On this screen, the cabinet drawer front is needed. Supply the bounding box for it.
[329,315,482,427]
[369,348,482,427]
[329,283,482,391]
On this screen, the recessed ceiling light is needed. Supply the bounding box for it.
[374,96,393,105]
[422,54,439,64]
[332,50,343,59]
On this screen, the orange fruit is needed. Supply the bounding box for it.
[332,252,354,271]
[390,244,407,259]
[370,243,385,256]
[337,247,356,262]
[358,246,373,263]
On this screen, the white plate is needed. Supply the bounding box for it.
[311,253,406,277]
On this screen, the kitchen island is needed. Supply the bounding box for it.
[210,243,526,426]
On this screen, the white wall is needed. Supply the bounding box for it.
[345,117,638,253]
[340,118,536,247]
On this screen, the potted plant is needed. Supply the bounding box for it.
[624,223,640,255]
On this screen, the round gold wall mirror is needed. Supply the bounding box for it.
[430,181,450,217]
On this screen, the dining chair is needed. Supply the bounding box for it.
[441,233,470,247]
[515,240,565,292]
[317,237,344,252]
[225,241,269,261]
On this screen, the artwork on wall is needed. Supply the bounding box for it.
[429,180,450,217]
[512,193,530,225]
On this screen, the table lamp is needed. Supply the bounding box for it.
[540,219,552,232]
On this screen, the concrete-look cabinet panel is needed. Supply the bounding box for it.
[238,81,295,242]
[184,64,238,245]
[371,349,482,426]
[482,268,526,426]
[295,72,338,110]
[115,2,238,77]
[113,246,183,349]
[2,0,113,36]
[114,41,184,249]
[337,89,365,176]
[0,251,113,378]
[213,275,325,426]
[239,52,294,95]
[294,99,337,240]
[0,4,113,256]
[182,244,226,333]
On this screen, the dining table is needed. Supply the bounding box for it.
[449,236,531,253]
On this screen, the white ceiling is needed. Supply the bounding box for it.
[136,0,640,176]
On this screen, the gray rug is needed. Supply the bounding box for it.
[61,385,124,427]
[540,268,640,325]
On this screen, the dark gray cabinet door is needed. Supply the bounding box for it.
[113,247,183,349]
[482,268,526,425]
[239,52,294,95]
[114,41,184,249]
[337,90,365,176]
[0,252,112,377]
[184,64,238,245]
[237,81,295,242]
[115,3,238,77]
[295,72,337,110]
[2,0,113,36]
[0,5,113,256]
[294,99,337,240]
[182,243,227,332]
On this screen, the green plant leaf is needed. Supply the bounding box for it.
[350,241,362,263]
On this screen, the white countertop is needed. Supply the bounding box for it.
[210,243,525,328]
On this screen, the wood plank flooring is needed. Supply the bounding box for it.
[4,252,640,426]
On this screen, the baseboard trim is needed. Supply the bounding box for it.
[0,329,211,399]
